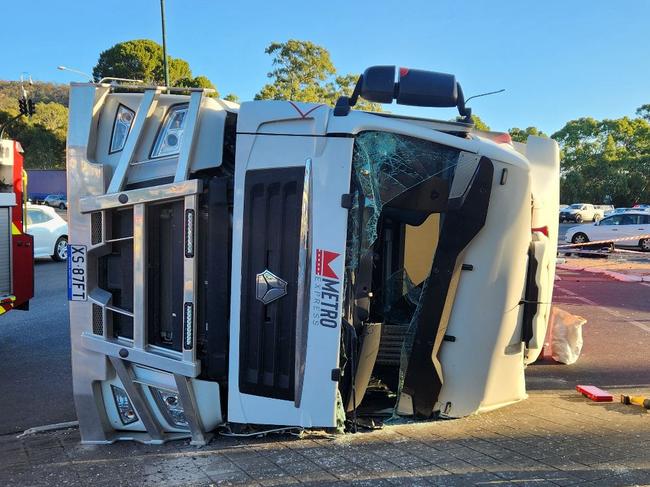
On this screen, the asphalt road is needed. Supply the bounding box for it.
[0,260,71,435]
[527,268,650,390]
[0,253,648,436]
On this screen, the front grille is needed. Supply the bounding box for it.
[239,167,305,400]
[92,303,104,335]
[91,212,103,245]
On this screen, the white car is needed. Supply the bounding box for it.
[565,211,650,251]
[26,205,68,261]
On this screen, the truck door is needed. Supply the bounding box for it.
[228,128,353,428]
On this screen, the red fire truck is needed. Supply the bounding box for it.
[0,138,34,315]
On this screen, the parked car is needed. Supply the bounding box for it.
[43,193,67,209]
[615,207,650,214]
[27,192,49,204]
[595,204,615,216]
[559,203,604,223]
[565,211,650,251]
[26,204,68,261]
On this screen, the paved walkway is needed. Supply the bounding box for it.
[1,390,649,486]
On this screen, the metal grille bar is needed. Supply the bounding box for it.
[182,194,198,365]
[80,179,201,213]
[133,204,147,349]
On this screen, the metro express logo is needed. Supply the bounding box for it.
[314,249,341,328]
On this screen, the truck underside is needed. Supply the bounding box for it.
[67,68,559,444]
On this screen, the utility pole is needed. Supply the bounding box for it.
[160,0,170,88]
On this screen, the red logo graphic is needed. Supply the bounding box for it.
[316,249,340,279]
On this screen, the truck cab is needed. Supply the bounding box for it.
[67,66,559,444]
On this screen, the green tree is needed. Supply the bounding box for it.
[470,115,490,131]
[255,39,381,112]
[223,93,240,103]
[0,84,68,169]
[552,109,650,206]
[256,40,335,102]
[508,126,547,143]
[636,104,650,121]
[177,75,219,97]
[93,39,214,89]
[0,81,68,106]
[31,102,68,140]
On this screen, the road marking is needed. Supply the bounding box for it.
[557,286,577,296]
[555,285,650,333]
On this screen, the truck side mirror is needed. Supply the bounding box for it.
[334,65,471,120]
[359,65,396,104]
[396,68,458,108]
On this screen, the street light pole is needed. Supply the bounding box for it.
[160,0,170,88]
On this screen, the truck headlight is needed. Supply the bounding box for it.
[150,104,188,158]
[110,105,135,153]
[152,388,189,428]
[111,385,138,425]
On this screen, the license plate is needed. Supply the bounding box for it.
[68,244,87,301]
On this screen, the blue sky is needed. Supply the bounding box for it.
[1,0,648,134]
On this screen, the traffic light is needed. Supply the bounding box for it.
[18,98,28,116]
[27,99,35,116]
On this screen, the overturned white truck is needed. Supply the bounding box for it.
[67,66,559,444]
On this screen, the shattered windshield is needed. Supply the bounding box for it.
[347,131,461,268]
[340,130,469,421]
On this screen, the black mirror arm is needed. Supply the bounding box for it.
[348,74,363,107]
[334,74,364,116]
[456,83,472,122]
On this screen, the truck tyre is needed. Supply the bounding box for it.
[52,236,68,262]
[571,232,589,244]
[640,238,650,252]
[575,214,583,223]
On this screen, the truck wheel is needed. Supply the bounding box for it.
[572,233,589,244]
[640,238,650,252]
[52,236,68,262]
[575,214,583,223]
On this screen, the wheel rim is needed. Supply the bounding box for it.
[573,234,586,244]
[642,239,650,251]
[57,240,68,260]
